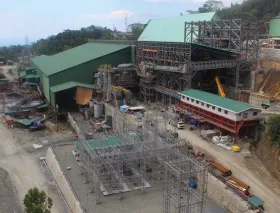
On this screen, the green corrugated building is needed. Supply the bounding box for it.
[269,16,280,37]
[31,43,133,108]
[138,12,218,42]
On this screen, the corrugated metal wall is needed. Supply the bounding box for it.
[270,18,280,37]
[48,47,131,87]
[50,91,55,107]
[42,73,50,102]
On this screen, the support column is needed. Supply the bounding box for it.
[185,59,192,89]
[235,62,240,99]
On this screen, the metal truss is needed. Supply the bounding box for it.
[185,19,261,62]
[190,60,236,71]
[136,42,191,67]
[76,113,208,213]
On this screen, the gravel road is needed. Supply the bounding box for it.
[0,123,69,213]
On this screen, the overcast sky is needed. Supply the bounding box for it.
[0,0,242,46]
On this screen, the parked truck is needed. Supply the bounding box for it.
[211,162,232,176]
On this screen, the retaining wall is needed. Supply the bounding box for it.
[45,147,84,213]
[67,113,81,134]
[207,174,254,213]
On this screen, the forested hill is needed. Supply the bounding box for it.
[0,23,143,59]
[32,25,122,55]
[0,25,119,60]
[218,0,280,20]
[32,23,143,56]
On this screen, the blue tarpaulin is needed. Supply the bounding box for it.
[120,105,129,113]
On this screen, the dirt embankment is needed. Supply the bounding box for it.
[0,167,22,213]
[254,134,280,181]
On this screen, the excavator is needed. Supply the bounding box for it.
[215,76,226,97]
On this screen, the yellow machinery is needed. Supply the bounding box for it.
[111,86,130,94]
[215,76,226,97]
[231,145,240,152]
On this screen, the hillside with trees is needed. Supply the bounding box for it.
[218,0,280,20]
[187,0,280,20]
[0,23,145,59]
[32,25,120,55]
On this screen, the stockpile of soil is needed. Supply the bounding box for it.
[255,134,280,181]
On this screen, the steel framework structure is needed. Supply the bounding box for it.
[76,111,208,213]
[136,19,261,104]
[184,19,260,61]
[136,41,238,104]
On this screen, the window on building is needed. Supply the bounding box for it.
[212,106,215,110]
[187,97,189,101]
[201,102,204,106]
[191,99,194,102]
[218,108,221,112]
[207,104,210,108]
[182,96,185,99]
[253,112,258,116]
[243,113,248,118]
[224,110,228,114]
[196,100,199,104]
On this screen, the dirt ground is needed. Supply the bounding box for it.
[0,63,75,212]
[0,65,18,81]
[0,120,74,213]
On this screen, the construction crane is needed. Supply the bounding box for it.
[215,76,226,97]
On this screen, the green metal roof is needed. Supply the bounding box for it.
[16,117,41,126]
[76,134,140,150]
[50,81,95,93]
[19,71,26,77]
[32,43,130,76]
[26,82,38,85]
[138,12,217,42]
[25,67,36,71]
[37,103,49,109]
[179,89,259,113]
[25,74,39,79]
[269,17,280,37]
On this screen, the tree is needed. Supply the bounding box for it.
[267,115,280,147]
[185,0,224,15]
[127,23,145,40]
[198,0,224,13]
[23,187,53,213]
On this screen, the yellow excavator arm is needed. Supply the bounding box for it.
[215,76,226,97]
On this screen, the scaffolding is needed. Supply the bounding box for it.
[76,111,208,213]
